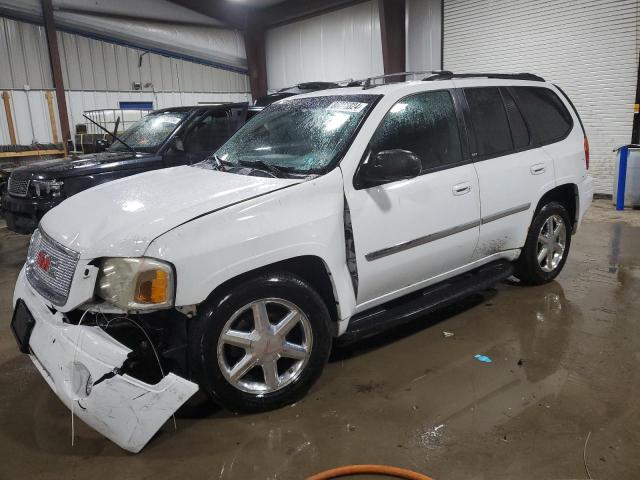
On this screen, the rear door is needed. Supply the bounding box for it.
[462,85,556,258]
[511,86,582,191]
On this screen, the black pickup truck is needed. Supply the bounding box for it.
[1,103,247,234]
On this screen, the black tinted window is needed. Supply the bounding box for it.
[512,87,572,144]
[465,87,513,157]
[183,109,243,153]
[500,88,530,149]
[369,90,462,171]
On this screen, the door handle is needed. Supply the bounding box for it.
[530,163,546,175]
[453,182,472,196]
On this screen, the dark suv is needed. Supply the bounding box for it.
[1,103,247,234]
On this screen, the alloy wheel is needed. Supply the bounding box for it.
[536,214,567,273]
[216,298,313,395]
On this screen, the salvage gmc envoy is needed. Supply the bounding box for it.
[11,72,593,452]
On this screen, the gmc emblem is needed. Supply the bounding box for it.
[36,250,52,272]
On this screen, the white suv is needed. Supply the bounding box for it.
[11,72,593,452]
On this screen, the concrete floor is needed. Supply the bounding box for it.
[1,199,639,479]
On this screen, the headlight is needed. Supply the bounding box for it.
[32,179,63,197]
[95,257,175,310]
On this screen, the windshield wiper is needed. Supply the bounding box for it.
[212,154,234,171]
[83,114,137,154]
[238,159,285,178]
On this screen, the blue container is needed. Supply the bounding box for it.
[613,145,640,210]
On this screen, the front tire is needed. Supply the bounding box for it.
[189,273,332,413]
[515,201,572,285]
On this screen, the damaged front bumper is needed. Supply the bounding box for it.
[12,269,198,453]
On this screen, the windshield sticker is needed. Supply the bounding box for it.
[159,115,182,124]
[327,101,368,113]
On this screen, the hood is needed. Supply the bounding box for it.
[40,166,299,259]
[10,151,149,180]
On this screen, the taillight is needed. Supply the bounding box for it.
[583,136,590,170]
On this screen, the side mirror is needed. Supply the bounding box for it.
[358,149,422,187]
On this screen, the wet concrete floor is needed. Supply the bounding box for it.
[0,199,639,479]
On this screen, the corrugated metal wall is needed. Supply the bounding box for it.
[443,0,640,195]
[405,0,441,72]
[0,17,251,145]
[265,1,384,90]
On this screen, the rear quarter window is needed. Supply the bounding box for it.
[511,87,573,145]
[464,87,513,158]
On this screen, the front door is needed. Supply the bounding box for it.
[164,104,248,166]
[344,89,481,309]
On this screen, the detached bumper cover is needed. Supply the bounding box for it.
[14,270,198,453]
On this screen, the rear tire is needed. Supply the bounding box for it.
[189,273,332,413]
[515,201,572,285]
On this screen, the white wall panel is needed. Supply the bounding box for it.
[265,0,384,90]
[61,32,82,90]
[0,19,13,88]
[115,45,131,91]
[26,89,52,143]
[89,38,107,90]
[20,20,47,89]
[76,36,94,89]
[102,42,119,91]
[443,0,639,194]
[10,91,34,144]
[406,0,441,72]
[5,18,28,87]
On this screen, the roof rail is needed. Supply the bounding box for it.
[425,72,545,82]
[358,71,454,89]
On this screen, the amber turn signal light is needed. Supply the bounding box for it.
[135,268,170,304]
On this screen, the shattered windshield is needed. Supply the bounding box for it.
[108,110,188,153]
[209,95,378,175]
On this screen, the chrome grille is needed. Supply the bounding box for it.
[26,229,80,306]
[8,173,30,197]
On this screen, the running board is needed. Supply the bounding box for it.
[341,260,514,343]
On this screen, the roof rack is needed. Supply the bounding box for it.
[353,71,545,89]
[357,71,453,89]
[425,72,545,82]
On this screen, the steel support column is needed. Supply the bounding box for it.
[244,26,268,101]
[42,0,70,152]
[379,0,406,76]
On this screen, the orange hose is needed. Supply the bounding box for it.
[306,464,434,480]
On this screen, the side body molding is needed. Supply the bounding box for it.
[365,203,531,261]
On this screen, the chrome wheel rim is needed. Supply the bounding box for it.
[537,214,566,273]
[217,298,313,395]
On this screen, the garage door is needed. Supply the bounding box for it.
[443,0,639,194]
